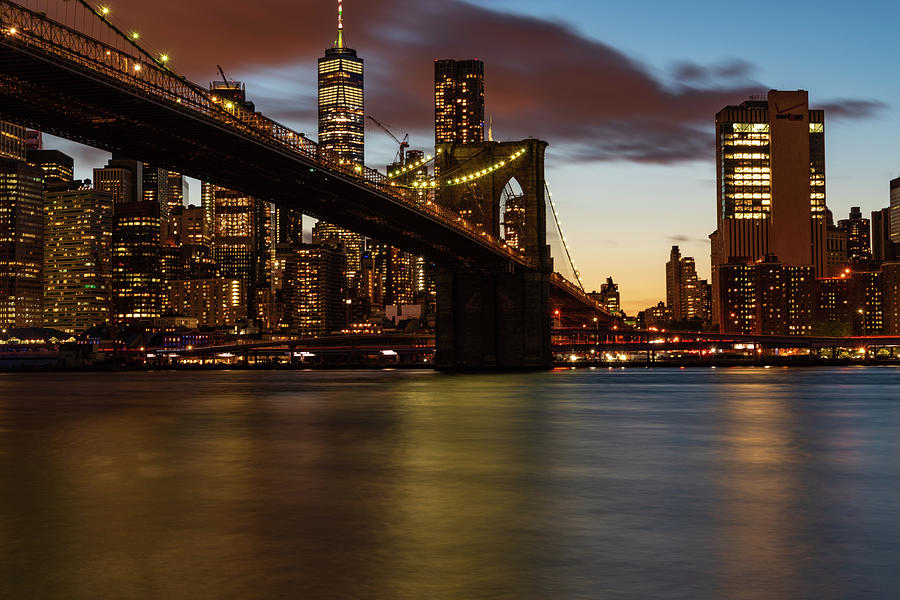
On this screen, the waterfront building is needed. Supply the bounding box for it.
[26,149,73,183]
[850,271,883,335]
[838,207,872,264]
[719,257,815,335]
[0,158,44,328]
[43,182,113,333]
[434,59,485,145]
[815,274,851,335]
[710,90,827,328]
[282,244,347,336]
[111,201,162,324]
[641,302,672,329]
[0,121,26,160]
[167,279,247,327]
[882,262,900,335]
[871,208,896,263]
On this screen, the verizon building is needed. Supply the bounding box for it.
[710,90,828,328]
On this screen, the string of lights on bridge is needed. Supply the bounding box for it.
[390,147,530,190]
[386,151,439,179]
[446,148,527,186]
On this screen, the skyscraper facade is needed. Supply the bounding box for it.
[0,158,44,328]
[666,246,708,322]
[317,3,366,310]
[317,2,364,164]
[282,244,347,336]
[434,59,485,145]
[111,201,162,324]
[719,257,815,335]
[43,182,114,333]
[711,90,827,329]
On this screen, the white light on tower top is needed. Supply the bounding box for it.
[337,0,344,49]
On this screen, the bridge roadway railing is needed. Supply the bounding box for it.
[0,0,531,265]
[549,272,606,311]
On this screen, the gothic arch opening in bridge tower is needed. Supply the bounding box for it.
[499,177,527,253]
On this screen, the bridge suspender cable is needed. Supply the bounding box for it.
[545,183,586,294]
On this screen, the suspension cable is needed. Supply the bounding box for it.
[545,182,586,293]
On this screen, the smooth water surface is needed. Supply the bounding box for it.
[1,367,899,599]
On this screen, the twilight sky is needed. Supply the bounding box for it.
[54,0,900,313]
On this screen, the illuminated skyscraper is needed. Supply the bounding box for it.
[318,0,364,164]
[212,187,267,284]
[282,244,347,336]
[0,158,44,328]
[710,90,827,329]
[434,59,485,145]
[43,182,113,333]
[111,201,162,324]
[316,2,366,308]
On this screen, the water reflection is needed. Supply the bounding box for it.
[0,369,898,599]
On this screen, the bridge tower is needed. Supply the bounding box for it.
[434,139,553,369]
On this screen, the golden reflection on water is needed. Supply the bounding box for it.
[0,369,895,599]
[714,375,814,599]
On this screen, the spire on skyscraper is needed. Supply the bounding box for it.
[336,0,344,49]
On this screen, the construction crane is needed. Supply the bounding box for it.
[366,115,409,165]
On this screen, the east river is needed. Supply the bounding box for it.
[1,367,899,599]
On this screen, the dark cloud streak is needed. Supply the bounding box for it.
[105,0,884,164]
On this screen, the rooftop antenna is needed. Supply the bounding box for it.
[336,0,344,49]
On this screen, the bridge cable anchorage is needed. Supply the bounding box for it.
[545,183,586,293]
[445,148,527,186]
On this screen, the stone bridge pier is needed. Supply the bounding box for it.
[433,139,553,370]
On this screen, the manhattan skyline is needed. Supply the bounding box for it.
[48,0,898,313]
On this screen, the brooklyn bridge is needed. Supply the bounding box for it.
[0,0,611,368]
